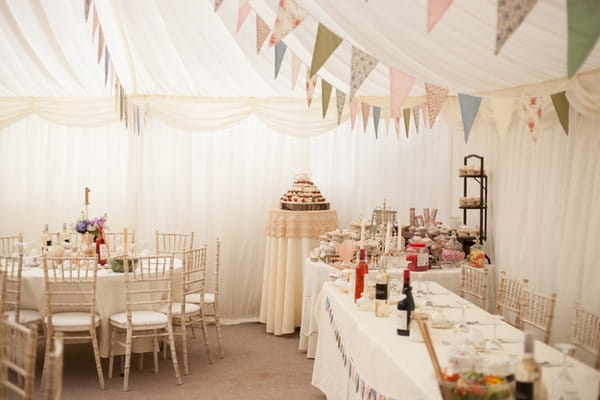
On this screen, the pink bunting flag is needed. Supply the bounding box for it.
[389,67,415,119]
[97,26,104,64]
[84,0,91,21]
[306,69,317,108]
[236,2,251,33]
[349,46,378,100]
[521,96,542,143]
[361,103,370,133]
[256,15,270,54]
[428,0,454,32]
[269,0,307,47]
[425,83,448,128]
[350,98,359,130]
[495,0,538,54]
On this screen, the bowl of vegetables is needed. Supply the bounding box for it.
[438,371,514,400]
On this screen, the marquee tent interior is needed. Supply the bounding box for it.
[1,0,600,367]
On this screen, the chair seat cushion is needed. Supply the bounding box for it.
[110,311,168,329]
[185,293,215,304]
[159,302,201,315]
[46,312,101,332]
[5,309,42,325]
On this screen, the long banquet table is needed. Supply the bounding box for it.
[311,281,600,399]
[19,259,183,358]
[299,258,497,358]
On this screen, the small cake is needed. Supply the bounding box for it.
[280,174,330,211]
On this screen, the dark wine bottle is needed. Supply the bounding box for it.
[396,269,414,336]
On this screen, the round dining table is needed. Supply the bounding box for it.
[19,258,183,357]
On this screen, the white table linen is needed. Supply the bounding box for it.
[312,282,600,399]
[19,259,182,358]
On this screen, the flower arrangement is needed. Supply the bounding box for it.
[439,371,513,400]
[75,212,108,236]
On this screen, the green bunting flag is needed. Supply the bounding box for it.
[322,80,332,119]
[551,91,570,135]
[310,24,343,78]
[567,0,600,77]
[403,108,411,138]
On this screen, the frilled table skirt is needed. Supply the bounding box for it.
[259,208,337,335]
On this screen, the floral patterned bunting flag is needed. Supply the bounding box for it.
[361,102,370,133]
[372,106,381,138]
[521,96,542,142]
[412,105,420,133]
[350,98,359,130]
[306,70,317,107]
[427,0,454,32]
[458,93,482,143]
[495,0,538,55]
[420,103,428,129]
[336,89,346,126]
[389,67,415,119]
[256,15,270,54]
[269,0,307,47]
[236,2,251,33]
[425,83,448,128]
[274,41,287,79]
[349,46,378,100]
[322,80,332,118]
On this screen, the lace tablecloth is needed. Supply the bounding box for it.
[259,209,338,335]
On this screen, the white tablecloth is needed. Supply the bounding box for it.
[259,209,337,335]
[311,282,600,399]
[20,259,182,358]
[299,259,497,358]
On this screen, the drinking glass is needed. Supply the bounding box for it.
[415,273,425,297]
[453,300,469,343]
[551,343,579,400]
[485,315,504,352]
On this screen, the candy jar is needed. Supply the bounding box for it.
[441,232,465,268]
[469,236,486,268]
[405,238,429,271]
[430,229,449,261]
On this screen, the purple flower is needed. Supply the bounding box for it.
[76,220,89,234]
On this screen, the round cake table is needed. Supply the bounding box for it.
[259,208,337,335]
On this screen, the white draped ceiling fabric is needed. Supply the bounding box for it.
[1,0,599,353]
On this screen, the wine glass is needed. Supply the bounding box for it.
[551,343,579,400]
[485,315,505,352]
[453,300,469,343]
[415,273,425,297]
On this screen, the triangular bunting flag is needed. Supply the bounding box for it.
[97,27,104,64]
[291,53,301,90]
[269,0,307,47]
[361,102,370,133]
[490,97,514,143]
[495,0,538,55]
[394,116,400,138]
[92,6,99,40]
[412,106,420,133]
[274,41,287,79]
[551,91,569,135]
[349,46,378,100]
[350,98,359,130]
[239,0,248,4]
[336,89,346,126]
[104,46,110,86]
[420,103,429,129]
[458,93,482,143]
[215,0,224,12]
[427,0,454,32]
[389,67,415,119]
[306,70,317,107]
[84,0,91,21]
[384,111,391,135]
[236,2,251,33]
[567,0,600,77]
[322,80,332,119]
[425,83,448,128]
[521,97,543,143]
[403,108,411,138]
[373,106,381,138]
[256,15,270,54]
[310,24,343,77]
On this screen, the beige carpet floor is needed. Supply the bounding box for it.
[30,323,325,400]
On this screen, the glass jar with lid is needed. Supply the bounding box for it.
[441,231,465,268]
[469,236,486,268]
[405,238,429,271]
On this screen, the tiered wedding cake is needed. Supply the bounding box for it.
[280,174,329,211]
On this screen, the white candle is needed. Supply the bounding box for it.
[360,217,366,243]
[123,227,128,256]
[384,222,391,253]
[397,221,403,249]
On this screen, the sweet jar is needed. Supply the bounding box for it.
[405,238,429,271]
[469,237,485,268]
[441,232,465,268]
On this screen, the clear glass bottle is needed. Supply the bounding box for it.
[469,236,485,268]
[374,266,389,317]
[515,333,543,400]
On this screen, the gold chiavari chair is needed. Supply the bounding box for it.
[44,332,64,400]
[519,289,557,344]
[571,303,600,369]
[162,247,213,375]
[0,234,22,256]
[42,257,104,390]
[108,255,182,391]
[155,231,194,257]
[460,264,489,310]
[496,272,528,328]
[0,255,42,326]
[0,315,38,400]
[105,231,136,255]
